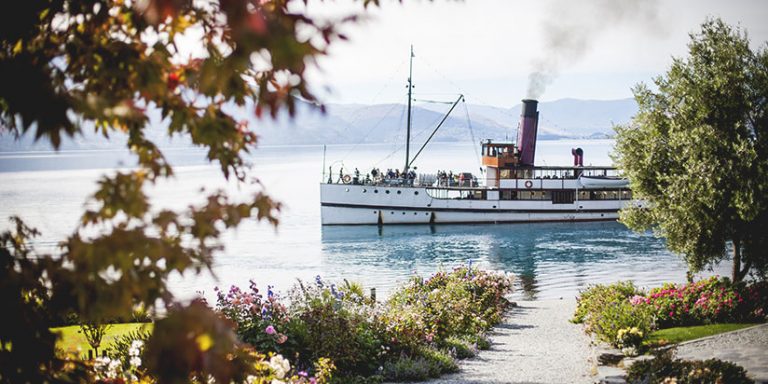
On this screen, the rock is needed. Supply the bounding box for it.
[596,365,627,384]
[597,349,625,366]
[620,355,654,370]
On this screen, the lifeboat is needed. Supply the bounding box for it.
[578,175,630,188]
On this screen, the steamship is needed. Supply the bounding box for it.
[319,49,637,225]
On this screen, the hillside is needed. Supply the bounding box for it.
[0,98,637,151]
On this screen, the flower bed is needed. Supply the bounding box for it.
[573,278,767,351]
[213,266,515,382]
[642,277,767,328]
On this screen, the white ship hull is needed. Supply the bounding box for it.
[320,183,636,225]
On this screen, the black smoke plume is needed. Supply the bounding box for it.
[527,0,666,99]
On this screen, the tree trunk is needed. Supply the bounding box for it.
[738,258,752,282]
[732,237,742,282]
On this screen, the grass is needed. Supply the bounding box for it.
[52,322,153,355]
[645,323,758,347]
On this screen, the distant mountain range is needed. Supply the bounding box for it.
[0,98,638,151]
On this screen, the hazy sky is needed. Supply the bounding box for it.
[298,0,768,108]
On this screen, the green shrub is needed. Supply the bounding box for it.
[441,336,478,359]
[287,277,383,377]
[572,281,642,325]
[387,267,514,345]
[626,349,754,384]
[573,282,654,349]
[376,302,432,355]
[463,333,492,350]
[594,300,654,349]
[382,347,458,382]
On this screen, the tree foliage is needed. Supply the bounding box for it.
[0,0,381,382]
[614,18,768,282]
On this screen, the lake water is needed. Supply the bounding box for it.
[0,140,730,301]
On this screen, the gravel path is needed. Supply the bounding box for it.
[425,299,595,384]
[675,323,768,383]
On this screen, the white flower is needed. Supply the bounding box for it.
[94,356,110,369]
[108,358,121,372]
[271,380,286,384]
[130,356,142,368]
[268,355,291,379]
[129,339,144,357]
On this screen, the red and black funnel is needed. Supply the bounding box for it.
[516,99,539,166]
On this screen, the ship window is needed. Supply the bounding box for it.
[390,211,394,214]
[402,212,406,215]
[385,190,390,194]
[552,190,575,204]
[373,210,377,214]
[501,190,517,200]
[414,191,419,195]
[414,212,417,215]
[374,190,379,193]
[397,190,401,194]
[363,189,367,193]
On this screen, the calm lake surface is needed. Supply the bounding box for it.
[0,140,729,300]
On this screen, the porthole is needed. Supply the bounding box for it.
[413,212,417,215]
[425,213,429,216]
[402,212,406,215]
[414,191,419,195]
[493,205,497,208]
[390,211,394,214]
[385,190,390,194]
[374,190,379,193]
[363,189,367,193]
[373,211,377,214]
[397,190,401,194]
[427,204,431,207]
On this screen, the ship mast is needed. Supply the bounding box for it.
[404,45,414,173]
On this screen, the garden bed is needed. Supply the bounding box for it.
[63,265,516,383]
[574,277,767,383]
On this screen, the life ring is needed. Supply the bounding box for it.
[524,180,533,189]
[342,174,352,184]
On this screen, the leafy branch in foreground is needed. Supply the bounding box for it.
[0,0,377,381]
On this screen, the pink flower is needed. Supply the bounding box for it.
[265,325,276,335]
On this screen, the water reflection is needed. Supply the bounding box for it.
[321,221,721,300]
